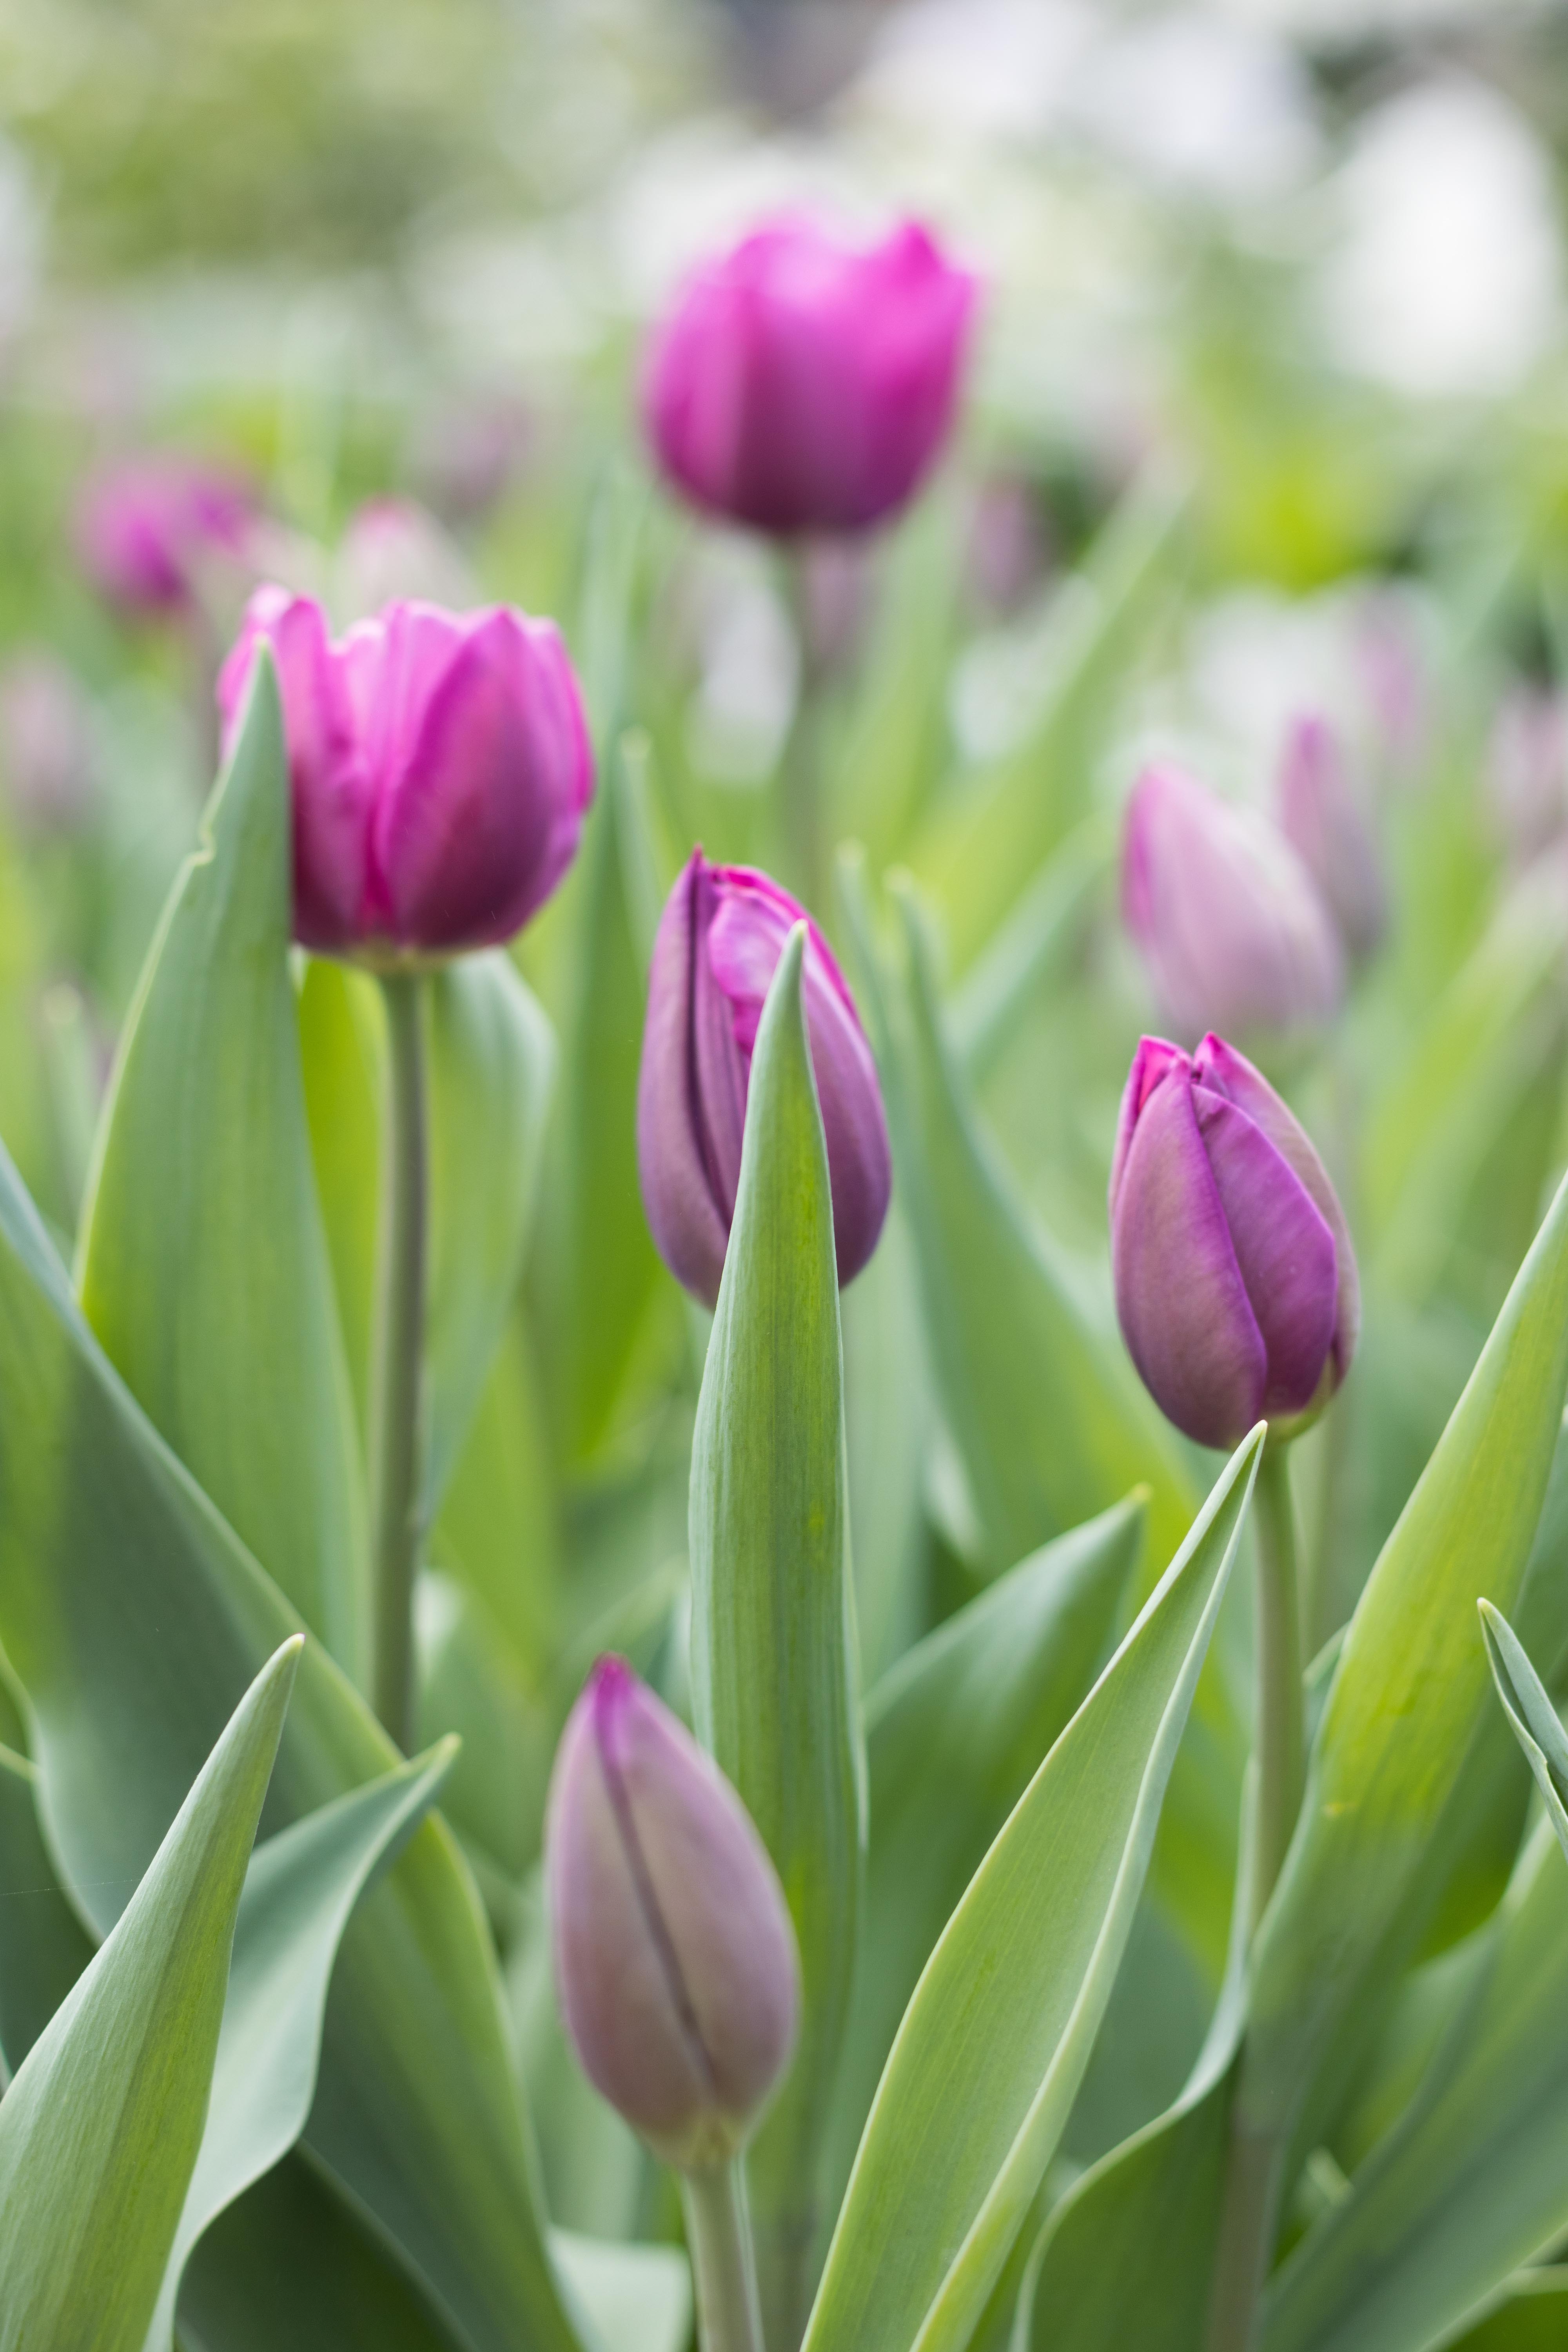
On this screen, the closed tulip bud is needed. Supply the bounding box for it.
[637,851,891,1307]
[1109,1033,1359,1450]
[547,1657,799,2171]
[216,589,593,964]
[75,455,254,616]
[1122,762,1343,1044]
[642,214,977,539]
[1488,683,1568,869]
[1277,713,1388,962]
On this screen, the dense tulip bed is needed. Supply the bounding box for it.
[4,176,1568,2352]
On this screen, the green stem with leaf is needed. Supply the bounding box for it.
[368,970,429,1751]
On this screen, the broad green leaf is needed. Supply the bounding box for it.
[907,477,1185,972]
[432,1308,561,1685]
[1480,1601,1568,1857]
[416,1573,549,1889]
[0,1145,585,2352]
[1013,1772,1256,2351]
[181,2158,453,2351]
[425,950,555,1514]
[689,924,864,2348]
[802,1426,1263,2352]
[0,1740,92,2078]
[0,1639,299,2352]
[552,2232,692,2352]
[1262,1816,1568,2352]
[75,652,366,1676]
[825,1495,1145,2221]
[1241,1164,1568,2151]
[151,1740,458,2350]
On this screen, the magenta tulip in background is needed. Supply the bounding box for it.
[546,1656,799,2170]
[642,214,977,538]
[75,455,254,615]
[1109,1033,1358,1450]
[1277,713,1387,962]
[1122,762,1343,1044]
[637,851,891,1307]
[218,588,593,962]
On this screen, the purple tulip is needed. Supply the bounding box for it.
[1488,683,1568,869]
[1122,762,1343,1044]
[1109,1033,1359,1450]
[546,1656,799,2170]
[1277,713,1388,962]
[637,851,891,1307]
[74,456,254,616]
[642,214,977,539]
[217,588,593,963]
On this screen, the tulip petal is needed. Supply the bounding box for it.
[1109,1035,1189,1225]
[1191,1083,1338,1419]
[375,607,593,953]
[1194,1033,1360,1382]
[1111,1063,1266,1450]
[601,1663,798,2142]
[545,1682,716,2159]
[636,855,734,1308]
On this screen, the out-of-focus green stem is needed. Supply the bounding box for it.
[1207,1439,1306,2352]
[683,2158,765,2352]
[1252,1443,1305,1933]
[780,551,826,916]
[368,970,429,1752]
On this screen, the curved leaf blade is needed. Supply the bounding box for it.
[0,1640,299,2352]
[803,1426,1263,2352]
[0,1742,93,2079]
[688,924,864,2346]
[75,653,366,1677]
[151,1740,459,2349]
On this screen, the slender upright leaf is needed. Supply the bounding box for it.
[74,653,366,1675]
[689,926,864,2348]
[1481,1602,1568,1857]
[0,1641,299,2352]
[825,1496,1144,2218]
[802,1427,1263,2352]
[552,2233,692,2352]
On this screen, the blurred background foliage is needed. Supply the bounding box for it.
[8,0,1568,2250]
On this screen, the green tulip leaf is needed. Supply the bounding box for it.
[552,2232,692,2352]
[802,1425,1263,2352]
[298,956,381,1444]
[1012,1771,1256,2350]
[841,1197,932,1689]
[1448,2272,1568,2352]
[1242,1165,1568,2158]
[0,1145,586,2352]
[1480,1601,1568,1859]
[0,1741,93,2080]
[688,922,864,2349]
[1261,1813,1568,2352]
[150,1739,458,2349]
[75,650,367,1678]
[825,1494,1145,2219]
[180,2158,456,2351]
[0,1639,299,2352]
[907,477,1186,973]
[425,949,555,1516]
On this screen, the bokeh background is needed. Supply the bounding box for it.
[8,0,1568,2233]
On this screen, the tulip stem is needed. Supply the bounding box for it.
[781,552,826,915]
[1251,1441,1306,1936]
[368,970,429,1752]
[683,2158,766,2352]
[1205,1441,1306,2352]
